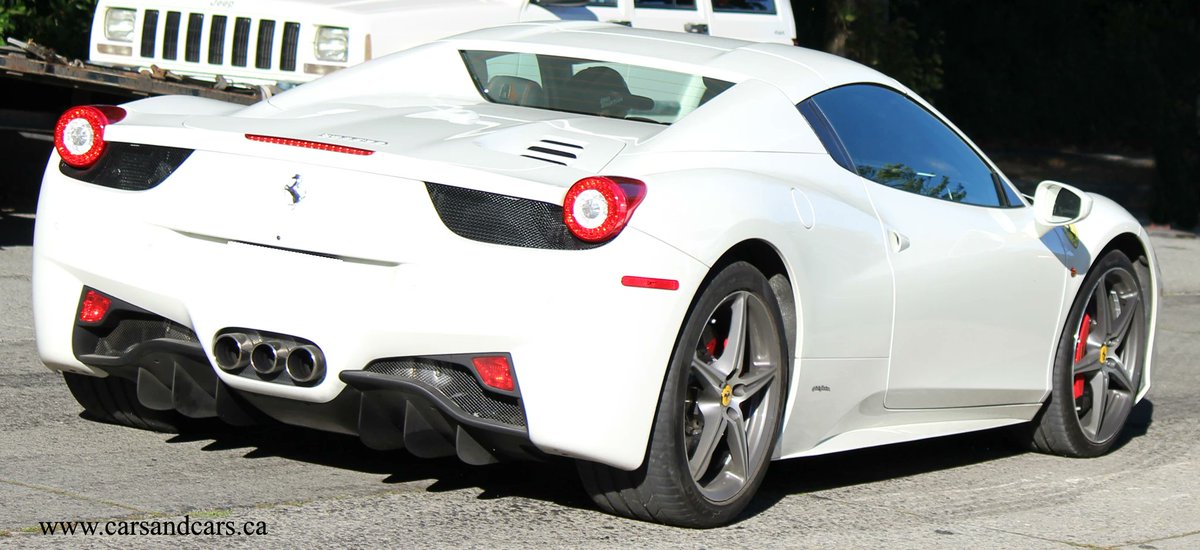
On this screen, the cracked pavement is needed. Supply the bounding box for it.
[1,228,1198,548]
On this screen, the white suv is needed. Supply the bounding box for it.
[561,1,795,44]
[88,0,795,87]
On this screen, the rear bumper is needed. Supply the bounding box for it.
[33,154,708,469]
[82,327,538,463]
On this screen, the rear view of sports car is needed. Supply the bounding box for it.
[33,21,1160,527]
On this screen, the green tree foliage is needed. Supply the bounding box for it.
[793,0,944,97]
[1104,1,1200,228]
[929,0,1199,228]
[798,0,1198,228]
[0,0,97,59]
[0,0,1193,226]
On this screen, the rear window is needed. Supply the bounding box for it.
[461,50,734,124]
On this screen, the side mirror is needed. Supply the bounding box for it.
[1033,180,1093,236]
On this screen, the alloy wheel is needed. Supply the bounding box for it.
[1070,266,1143,444]
[683,290,784,502]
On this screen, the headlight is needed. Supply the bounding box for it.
[314,26,349,62]
[104,8,136,42]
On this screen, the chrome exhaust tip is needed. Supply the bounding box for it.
[213,332,258,371]
[286,345,326,385]
[250,340,289,376]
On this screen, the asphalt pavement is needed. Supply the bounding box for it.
[0,218,1197,548]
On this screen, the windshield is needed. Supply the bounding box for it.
[461,50,734,124]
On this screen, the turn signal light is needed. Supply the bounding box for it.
[471,356,515,392]
[78,290,113,324]
[563,176,646,242]
[54,106,126,169]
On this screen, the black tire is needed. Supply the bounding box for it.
[1027,249,1148,457]
[63,372,189,433]
[577,262,789,527]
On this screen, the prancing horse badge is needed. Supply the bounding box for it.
[285,174,305,205]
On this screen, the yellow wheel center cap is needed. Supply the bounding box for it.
[721,385,733,407]
[1099,344,1109,364]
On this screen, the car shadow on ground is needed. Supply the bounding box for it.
[0,214,35,248]
[156,399,1154,522]
[747,399,1154,516]
[164,421,594,509]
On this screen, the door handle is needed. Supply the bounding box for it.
[607,20,632,27]
[889,230,910,252]
[684,22,709,34]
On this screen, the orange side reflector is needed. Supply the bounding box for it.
[621,276,679,291]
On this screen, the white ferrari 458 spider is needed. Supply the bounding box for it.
[33,21,1160,527]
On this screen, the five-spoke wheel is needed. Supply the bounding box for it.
[577,261,788,527]
[1029,249,1148,456]
[684,290,783,503]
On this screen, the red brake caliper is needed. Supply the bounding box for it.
[1073,313,1091,399]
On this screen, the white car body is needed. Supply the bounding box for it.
[88,0,796,86]
[39,22,1158,523]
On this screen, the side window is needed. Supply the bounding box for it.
[811,84,1009,207]
[712,0,776,13]
[634,0,696,9]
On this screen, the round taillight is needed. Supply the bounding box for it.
[53,106,125,169]
[563,176,646,243]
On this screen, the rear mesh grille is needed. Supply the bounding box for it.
[140,10,159,58]
[93,317,199,357]
[162,11,181,60]
[425,182,601,250]
[367,359,526,427]
[60,143,193,191]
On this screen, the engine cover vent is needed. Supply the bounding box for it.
[521,138,584,166]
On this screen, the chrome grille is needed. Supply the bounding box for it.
[281,22,300,71]
[255,20,276,69]
[231,17,251,67]
[128,8,303,76]
[162,11,181,60]
[185,13,204,62]
[208,16,227,64]
[140,10,158,58]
